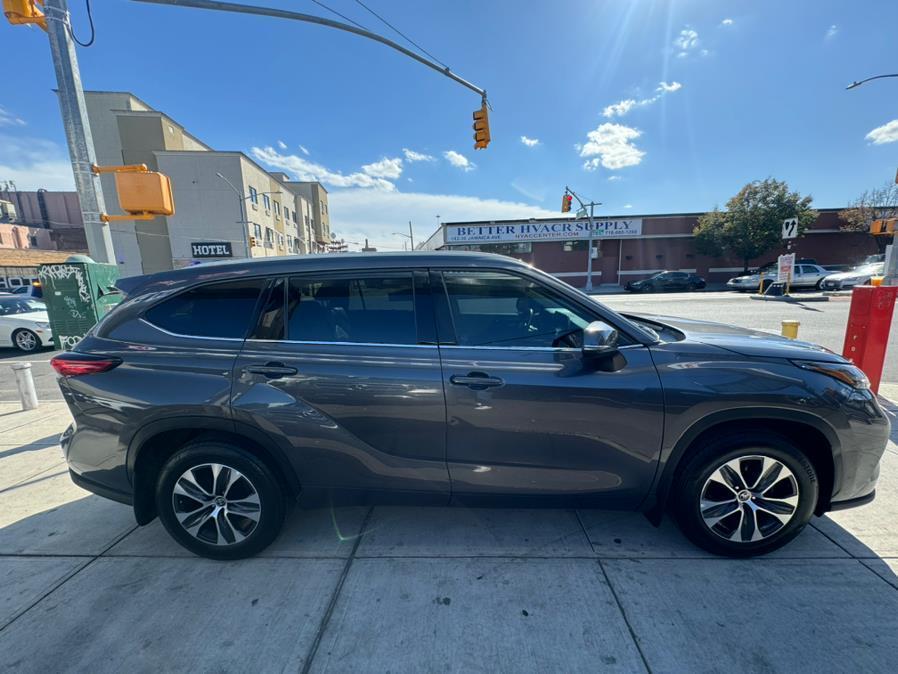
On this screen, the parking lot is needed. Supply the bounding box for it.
[1,290,897,672]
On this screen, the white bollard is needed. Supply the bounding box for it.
[11,362,39,411]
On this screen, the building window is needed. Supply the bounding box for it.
[562,240,588,252]
[265,227,274,248]
[278,233,285,246]
[263,194,271,211]
[274,201,281,217]
[248,186,258,204]
[253,223,262,239]
[29,235,38,246]
[284,208,290,221]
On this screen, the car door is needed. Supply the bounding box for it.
[667,272,689,291]
[231,270,449,501]
[435,269,664,508]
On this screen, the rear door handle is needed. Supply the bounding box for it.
[246,362,298,378]
[450,372,504,390]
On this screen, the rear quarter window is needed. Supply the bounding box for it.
[143,279,266,339]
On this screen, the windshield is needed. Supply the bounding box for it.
[0,298,45,316]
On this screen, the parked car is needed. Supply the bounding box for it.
[726,263,830,292]
[53,252,888,560]
[0,297,53,352]
[821,263,885,291]
[625,270,706,293]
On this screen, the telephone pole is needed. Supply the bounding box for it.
[45,0,116,263]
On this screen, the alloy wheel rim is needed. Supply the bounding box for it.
[700,454,800,543]
[172,463,261,546]
[16,331,37,350]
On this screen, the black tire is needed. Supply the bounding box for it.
[672,431,818,557]
[815,279,824,290]
[155,442,286,560]
[12,328,41,353]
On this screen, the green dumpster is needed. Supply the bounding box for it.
[38,255,123,350]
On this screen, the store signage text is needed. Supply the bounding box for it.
[445,219,643,243]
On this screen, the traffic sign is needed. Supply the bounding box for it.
[782,217,798,240]
[777,253,795,282]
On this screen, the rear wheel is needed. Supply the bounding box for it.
[12,328,40,353]
[155,442,286,560]
[672,432,818,557]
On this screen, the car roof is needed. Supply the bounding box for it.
[117,251,532,297]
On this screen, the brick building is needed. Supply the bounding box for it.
[421,208,877,288]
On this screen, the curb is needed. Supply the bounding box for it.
[748,294,830,303]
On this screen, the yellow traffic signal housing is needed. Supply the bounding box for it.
[249,236,258,248]
[472,102,490,150]
[3,0,47,30]
[92,164,175,222]
[871,218,897,236]
[561,193,573,213]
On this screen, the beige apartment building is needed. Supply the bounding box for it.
[84,91,327,275]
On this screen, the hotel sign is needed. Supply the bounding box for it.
[446,219,643,244]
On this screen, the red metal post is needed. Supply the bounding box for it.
[842,285,898,393]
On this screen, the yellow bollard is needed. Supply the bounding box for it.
[781,320,800,339]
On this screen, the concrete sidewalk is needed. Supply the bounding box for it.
[0,400,896,672]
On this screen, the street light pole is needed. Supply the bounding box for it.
[215,172,250,257]
[45,0,116,264]
[408,221,415,250]
[846,73,898,90]
[565,186,601,292]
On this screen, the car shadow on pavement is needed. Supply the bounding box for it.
[0,437,61,460]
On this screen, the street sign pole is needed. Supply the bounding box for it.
[44,0,116,264]
[585,202,595,292]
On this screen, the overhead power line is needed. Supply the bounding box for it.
[309,0,367,31]
[352,0,448,70]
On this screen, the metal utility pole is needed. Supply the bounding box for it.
[408,221,415,250]
[215,172,250,258]
[45,0,116,264]
[565,186,601,292]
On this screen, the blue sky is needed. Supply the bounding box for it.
[1,0,897,250]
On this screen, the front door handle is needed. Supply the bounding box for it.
[246,362,298,378]
[450,371,504,390]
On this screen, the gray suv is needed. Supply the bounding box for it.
[53,252,889,560]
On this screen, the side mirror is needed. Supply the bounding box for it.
[582,320,619,356]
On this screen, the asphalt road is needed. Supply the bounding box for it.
[1,290,896,402]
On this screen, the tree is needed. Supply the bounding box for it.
[838,182,898,253]
[693,178,817,272]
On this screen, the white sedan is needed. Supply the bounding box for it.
[726,263,831,292]
[0,297,54,352]
[821,262,885,291]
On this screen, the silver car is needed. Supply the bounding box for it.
[727,263,831,292]
[821,263,885,291]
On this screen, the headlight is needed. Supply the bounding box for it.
[35,322,50,329]
[793,360,869,389]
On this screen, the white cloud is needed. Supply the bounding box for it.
[674,28,699,52]
[510,180,544,202]
[579,123,645,170]
[0,106,26,127]
[607,175,622,182]
[602,81,683,118]
[276,140,287,150]
[298,144,310,156]
[623,204,633,209]
[520,135,540,147]
[361,156,403,179]
[866,119,898,145]
[251,145,396,191]
[657,81,682,93]
[825,24,838,40]
[721,18,734,26]
[328,188,559,250]
[443,150,475,172]
[402,148,435,162]
[700,49,710,57]
[602,99,636,118]
[0,134,74,190]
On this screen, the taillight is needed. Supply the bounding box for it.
[51,353,122,377]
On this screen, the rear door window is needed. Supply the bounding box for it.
[285,275,418,344]
[144,278,266,339]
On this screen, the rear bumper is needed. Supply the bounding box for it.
[69,468,133,506]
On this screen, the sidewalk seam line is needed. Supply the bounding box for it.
[575,510,653,674]
[300,505,374,674]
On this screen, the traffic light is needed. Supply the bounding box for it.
[472,102,490,150]
[3,0,47,30]
[91,164,175,222]
[561,193,573,213]
[249,236,258,248]
[871,218,897,236]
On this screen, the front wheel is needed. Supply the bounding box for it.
[12,328,41,352]
[156,442,286,560]
[672,432,818,557]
